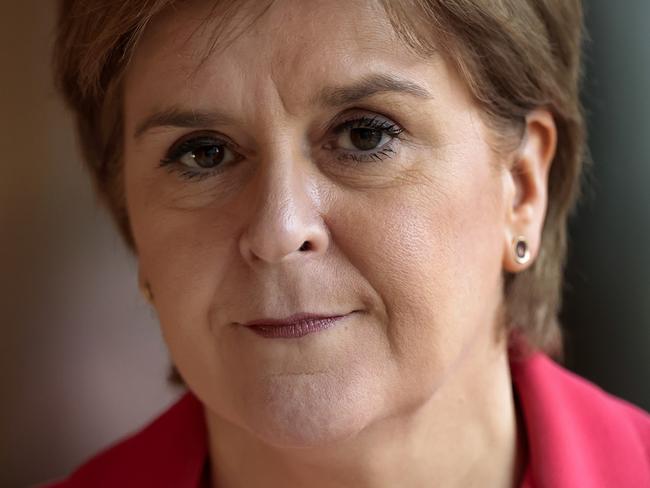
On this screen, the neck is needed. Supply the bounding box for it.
[205,339,523,488]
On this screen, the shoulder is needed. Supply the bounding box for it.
[37,392,208,488]
[512,352,650,488]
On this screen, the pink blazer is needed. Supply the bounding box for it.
[40,353,650,487]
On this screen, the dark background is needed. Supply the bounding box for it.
[1,1,648,487]
[561,0,650,411]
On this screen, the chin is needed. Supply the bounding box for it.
[237,370,384,449]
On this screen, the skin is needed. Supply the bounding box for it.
[123,1,556,486]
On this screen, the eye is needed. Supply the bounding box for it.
[161,134,239,177]
[336,126,392,152]
[324,115,405,164]
[179,143,229,169]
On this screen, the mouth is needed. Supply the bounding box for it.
[242,312,353,339]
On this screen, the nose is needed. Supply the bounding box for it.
[238,155,329,265]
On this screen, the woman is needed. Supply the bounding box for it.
[44,0,649,486]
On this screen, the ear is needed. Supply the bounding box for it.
[502,108,557,272]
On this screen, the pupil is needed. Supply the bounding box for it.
[194,145,223,168]
[351,128,382,151]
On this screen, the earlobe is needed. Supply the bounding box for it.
[138,268,154,304]
[141,281,154,304]
[502,108,557,273]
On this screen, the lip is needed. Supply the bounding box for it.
[242,312,351,339]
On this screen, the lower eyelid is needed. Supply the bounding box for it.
[334,140,399,163]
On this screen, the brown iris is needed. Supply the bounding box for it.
[192,144,225,168]
[349,128,383,151]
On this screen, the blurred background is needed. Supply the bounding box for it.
[1,1,648,487]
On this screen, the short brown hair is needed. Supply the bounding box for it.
[54,0,586,357]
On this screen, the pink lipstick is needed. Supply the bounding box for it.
[243,313,349,338]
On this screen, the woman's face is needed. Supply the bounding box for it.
[123,0,528,447]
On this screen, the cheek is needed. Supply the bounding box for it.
[131,208,237,347]
[124,161,236,367]
[329,152,506,376]
[125,150,241,316]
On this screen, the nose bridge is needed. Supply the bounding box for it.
[239,144,328,265]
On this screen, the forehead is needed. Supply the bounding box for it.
[124,0,441,118]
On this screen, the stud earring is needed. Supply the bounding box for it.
[513,236,531,265]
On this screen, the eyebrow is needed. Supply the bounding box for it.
[133,73,433,140]
[133,108,235,140]
[314,73,433,107]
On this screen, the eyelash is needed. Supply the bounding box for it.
[159,114,405,181]
[332,115,404,164]
[159,135,237,182]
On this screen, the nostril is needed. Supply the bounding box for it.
[298,241,311,252]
